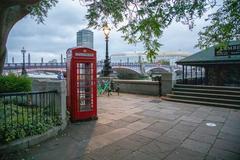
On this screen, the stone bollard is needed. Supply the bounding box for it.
[161,73,173,96]
[32,79,67,128]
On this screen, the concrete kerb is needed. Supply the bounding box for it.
[0,123,67,154]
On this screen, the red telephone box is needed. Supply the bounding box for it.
[66,47,97,121]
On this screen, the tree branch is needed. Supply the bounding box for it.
[0,4,30,74]
[1,0,40,9]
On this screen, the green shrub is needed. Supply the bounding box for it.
[0,73,32,93]
[0,101,61,143]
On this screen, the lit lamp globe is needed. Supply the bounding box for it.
[103,23,111,38]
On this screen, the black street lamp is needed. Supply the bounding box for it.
[21,47,27,75]
[101,22,113,77]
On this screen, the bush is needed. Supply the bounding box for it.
[0,73,32,93]
[0,101,61,143]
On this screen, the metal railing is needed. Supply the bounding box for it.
[5,62,176,70]
[4,63,66,70]
[176,77,206,85]
[0,90,58,143]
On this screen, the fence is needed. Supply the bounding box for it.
[176,77,205,85]
[0,90,59,143]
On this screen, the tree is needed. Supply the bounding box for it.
[196,0,240,49]
[84,0,239,59]
[0,0,57,74]
[0,0,239,74]
[84,0,218,60]
[158,60,170,65]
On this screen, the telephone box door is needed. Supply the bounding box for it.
[73,60,97,120]
[67,47,97,121]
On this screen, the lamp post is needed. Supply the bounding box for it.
[28,53,31,65]
[21,47,27,75]
[101,22,113,77]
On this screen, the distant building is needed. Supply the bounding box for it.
[76,29,93,49]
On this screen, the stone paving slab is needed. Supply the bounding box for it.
[126,121,151,131]
[163,128,191,141]
[165,147,205,160]
[181,139,211,154]
[136,129,161,139]
[208,147,240,160]
[139,140,179,159]
[2,93,240,160]
[189,132,216,144]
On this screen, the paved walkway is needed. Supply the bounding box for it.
[7,94,240,160]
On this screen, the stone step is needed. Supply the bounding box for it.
[162,96,240,109]
[174,84,240,91]
[172,91,240,100]
[173,87,240,95]
[167,94,240,105]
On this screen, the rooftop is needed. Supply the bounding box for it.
[177,41,240,65]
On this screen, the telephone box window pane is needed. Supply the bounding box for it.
[76,62,93,112]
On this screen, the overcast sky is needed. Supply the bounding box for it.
[7,0,213,63]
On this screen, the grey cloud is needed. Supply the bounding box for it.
[6,0,214,63]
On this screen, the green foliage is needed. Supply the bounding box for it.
[0,74,32,93]
[0,102,61,143]
[29,0,58,23]
[84,0,217,60]
[196,0,240,49]
[4,0,238,62]
[158,60,170,65]
[3,0,238,65]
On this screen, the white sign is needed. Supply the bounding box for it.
[75,53,94,57]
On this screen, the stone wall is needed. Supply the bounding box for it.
[32,79,68,127]
[113,79,160,96]
[113,73,173,96]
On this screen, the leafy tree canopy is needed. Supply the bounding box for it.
[81,0,239,60]
[196,0,240,49]
[1,0,239,67]
[1,0,57,21]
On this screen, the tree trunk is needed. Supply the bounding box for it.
[0,5,30,75]
[0,47,7,74]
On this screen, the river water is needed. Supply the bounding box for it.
[28,72,59,79]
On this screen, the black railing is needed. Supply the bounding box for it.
[4,63,66,70]
[176,77,205,85]
[0,90,58,143]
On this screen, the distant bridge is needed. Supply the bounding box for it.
[3,62,181,76]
